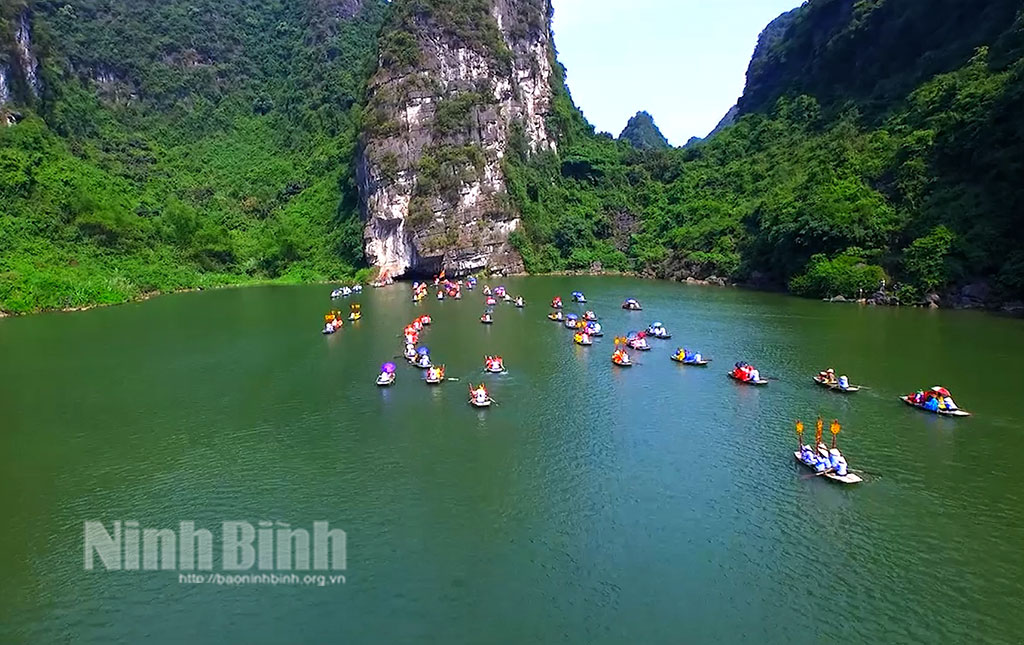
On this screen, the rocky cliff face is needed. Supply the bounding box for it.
[0,65,10,106]
[0,7,39,117]
[14,11,40,98]
[357,0,557,278]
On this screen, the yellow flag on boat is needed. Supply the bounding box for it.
[830,419,841,437]
[795,420,804,436]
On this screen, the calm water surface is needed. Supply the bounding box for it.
[2,276,1023,643]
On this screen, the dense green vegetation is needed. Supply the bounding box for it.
[1,0,387,313]
[507,0,1024,304]
[3,0,1023,313]
[619,111,670,150]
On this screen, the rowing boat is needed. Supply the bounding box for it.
[793,452,863,484]
[900,396,971,417]
[813,376,860,393]
[728,373,768,385]
[376,373,396,387]
[470,398,492,408]
[671,355,710,366]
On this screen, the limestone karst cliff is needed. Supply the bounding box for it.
[0,5,40,117]
[358,0,557,278]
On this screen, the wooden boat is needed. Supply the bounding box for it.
[376,373,396,387]
[470,398,492,408]
[413,359,432,369]
[611,356,632,367]
[900,396,971,417]
[425,373,444,385]
[547,312,563,322]
[574,335,593,346]
[485,366,505,374]
[728,373,768,385]
[813,376,860,393]
[671,355,710,366]
[627,337,651,351]
[480,316,493,325]
[793,451,863,484]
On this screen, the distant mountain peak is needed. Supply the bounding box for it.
[619,111,670,150]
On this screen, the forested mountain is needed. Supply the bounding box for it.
[619,111,670,150]
[507,0,1024,308]
[2,0,1023,314]
[1,0,387,313]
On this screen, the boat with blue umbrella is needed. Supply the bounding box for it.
[647,322,671,339]
[413,347,432,369]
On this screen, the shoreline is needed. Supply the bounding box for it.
[2,272,1021,319]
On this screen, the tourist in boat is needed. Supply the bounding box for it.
[731,362,762,383]
[586,321,603,337]
[647,322,671,338]
[419,315,432,326]
[514,296,525,308]
[414,347,432,368]
[622,298,642,311]
[551,296,563,309]
[486,296,497,306]
[483,285,492,296]
[484,356,505,373]
[626,332,650,351]
[426,365,445,384]
[817,368,838,385]
[349,304,362,321]
[571,291,586,303]
[905,386,961,413]
[323,312,343,333]
[481,311,493,324]
[583,311,598,322]
[612,347,631,366]
[674,348,704,363]
[574,332,592,346]
[404,343,417,360]
[548,310,564,322]
[377,362,397,386]
[470,384,491,407]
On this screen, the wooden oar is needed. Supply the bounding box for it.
[802,468,835,480]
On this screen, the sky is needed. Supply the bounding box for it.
[550,0,801,145]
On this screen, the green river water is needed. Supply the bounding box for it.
[2,276,1023,643]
